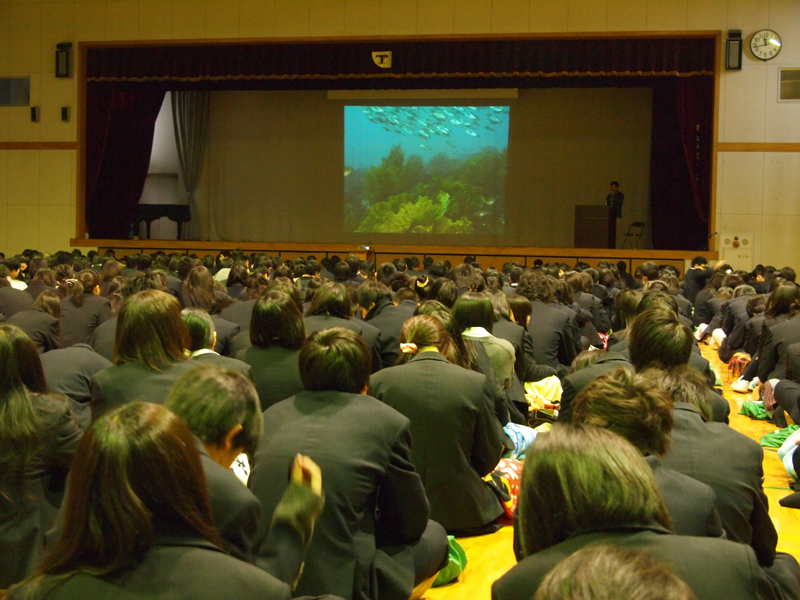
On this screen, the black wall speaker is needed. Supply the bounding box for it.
[61,106,70,122]
[30,106,39,122]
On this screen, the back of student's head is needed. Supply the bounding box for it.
[518,270,553,302]
[398,314,460,366]
[181,308,215,352]
[571,367,674,456]
[250,290,305,350]
[300,328,371,394]
[452,291,494,333]
[357,280,392,311]
[377,262,398,286]
[166,366,263,457]
[766,281,800,319]
[115,290,188,369]
[638,366,714,421]
[628,307,692,372]
[518,423,671,557]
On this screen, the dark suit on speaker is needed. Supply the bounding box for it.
[369,352,504,533]
[7,306,61,353]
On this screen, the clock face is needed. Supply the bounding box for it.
[751,29,782,61]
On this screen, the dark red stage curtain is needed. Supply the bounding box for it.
[85,37,714,90]
[85,88,165,239]
[649,77,714,251]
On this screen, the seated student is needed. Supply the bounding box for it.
[89,290,200,421]
[8,403,316,600]
[165,365,323,565]
[532,544,697,600]
[58,269,113,347]
[492,424,790,600]
[368,315,505,536]
[181,307,252,378]
[557,349,633,423]
[239,291,305,412]
[0,325,83,589]
[249,328,449,600]
[358,280,416,369]
[7,289,62,353]
[758,281,800,383]
[25,266,57,303]
[571,368,724,539]
[643,367,800,596]
[0,266,33,318]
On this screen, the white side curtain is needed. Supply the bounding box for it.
[171,90,210,240]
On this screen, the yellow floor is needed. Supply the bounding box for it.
[425,344,800,600]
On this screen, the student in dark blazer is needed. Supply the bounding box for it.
[181,308,252,378]
[558,350,633,423]
[250,328,448,600]
[8,402,317,600]
[25,267,57,302]
[358,281,415,368]
[0,275,33,319]
[369,315,504,536]
[89,290,199,422]
[493,424,789,600]
[58,269,113,347]
[239,291,305,412]
[7,290,61,353]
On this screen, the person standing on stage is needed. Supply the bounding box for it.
[606,181,624,219]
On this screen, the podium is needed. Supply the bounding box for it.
[574,205,616,249]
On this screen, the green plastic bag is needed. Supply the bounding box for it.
[432,535,468,587]
[740,401,770,421]
[761,425,800,448]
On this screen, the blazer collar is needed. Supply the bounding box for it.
[408,351,450,365]
[673,401,707,421]
[567,521,672,540]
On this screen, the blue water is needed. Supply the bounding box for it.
[344,105,509,170]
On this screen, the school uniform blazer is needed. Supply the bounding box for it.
[492,524,781,600]
[557,352,633,423]
[670,291,694,321]
[210,315,241,357]
[304,313,383,374]
[8,536,294,600]
[250,390,430,600]
[90,316,116,362]
[662,402,777,567]
[573,290,611,333]
[369,353,504,533]
[240,345,304,412]
[7,307,61,353]
[0,285,33,319]
[758,315,800,382]
[218,298,257,331]
[527,300,577,376]
[25,280,56,302]
[59,294,113,347]
[190,351,253,379]
[492,316,557,383]
[364,297,417,369]
[89,360,201,422]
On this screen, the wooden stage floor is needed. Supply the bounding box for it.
[424,344,800,600]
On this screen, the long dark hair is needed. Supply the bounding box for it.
[36,402,222,577]
[115,290,188,369]
[59,269,101,308]
[415,300,473,370]
[398,314,460,366]
[250,290,306,350]
[305,281,351,319]
[182,265,217,309]
[766,281,800,319]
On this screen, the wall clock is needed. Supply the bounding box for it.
[751,30,782,61]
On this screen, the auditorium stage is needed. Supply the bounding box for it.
[70,238,718,274]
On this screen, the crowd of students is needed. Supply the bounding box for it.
[1,246,800,600]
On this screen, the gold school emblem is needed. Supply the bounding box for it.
[372,51,392,69]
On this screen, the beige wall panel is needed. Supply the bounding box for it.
[138,0,173,40]
[206,0,241,39]
[8,74,42,143]
[718,152,764,215]
[763,153,800,216]
[568,0,607,33]
[106,1,139,41]
[607,0,646,32]
[380,0,417,35]
[7,205,39,254]
[7,150,40,207]
[9,4,42,75]
[40,3,74,76]
[38,204,75,254]
[40,150,76,206]
[309,0,346,37]
[491,0,529,34]
[171,0,206,39]
[529,0,568,33]
[686,0,727,31]
[645,0,687,31]
[0,205,7,253]
[417,0,454,35]
[0,150,7,205]
[0,3,9,75]
[239,0,275,38]
[453,0,491,34]
[727,0,768,36]
[722,65,767,143]
[717,66,727,142]
[765,67,800,143]
[715,212,763,264]
[40,77,76,142]
[0,108,9,143]
[345,0,380,36]
[761,214,800,267]
[74,2,107,42]
[768,0,800,64]
[274,0,310,37]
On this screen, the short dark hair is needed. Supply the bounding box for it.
[357,280,392,310]
[306,281,352,319]
[181,308,215,352]
[640,366,714,421]
[166,366,263,457]
[452,291,495,332]
[628,307,692,372]
[299,328,371,394]
[610,180,619,187]
[691,256,708,267]
[377,262,398,286]
[429,278,458,308]
[518,270,553,302]
[250,290,305,350]
[572,367,674,456]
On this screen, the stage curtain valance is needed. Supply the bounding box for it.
[85,37,715,91]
